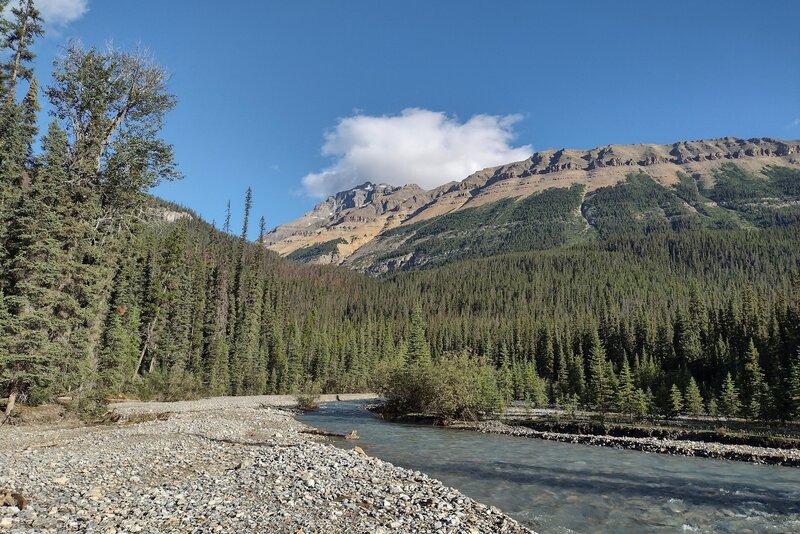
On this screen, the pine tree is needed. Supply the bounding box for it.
[789,348,800,420]
[223,201,231,234]
[684,376,705,417]
[0,0,39,183]
[633,387,649,419]
[240,187,252,240]
[720,372,741,418]
[46,43,182,402]
[669,384,684,417]
[742,339,765,420]
[0,100,25,183]
[258,216,266,243]
[707,395,718,419]
[569,349,585,401]
[522,362,546,406]
[19,75,38,161]
[407,304,431,366]
[1,130,73,415]
[1,0,43,101]
[588,334,613,418]
[555,348,569,404]
[616,358,636,420]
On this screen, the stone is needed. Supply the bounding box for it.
[0,490,26,510]
[0,396,531,534]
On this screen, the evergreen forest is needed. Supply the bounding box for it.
[1,1,800,423]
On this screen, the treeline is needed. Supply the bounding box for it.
[1,1,799,422]
[387,231,800,420]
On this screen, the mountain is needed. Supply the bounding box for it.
[263,182,432,264]
[265,137,800,272]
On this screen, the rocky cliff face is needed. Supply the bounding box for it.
[262,182,432,261]
[264,137,800,266]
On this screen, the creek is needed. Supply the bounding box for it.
[298,401,800,533]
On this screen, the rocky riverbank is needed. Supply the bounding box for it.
[0,395,529,533]
[462,420,800,467]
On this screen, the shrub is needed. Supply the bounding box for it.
[294,381,321,411]
[381,351,505,421]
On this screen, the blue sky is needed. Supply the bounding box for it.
[23,0,800,236]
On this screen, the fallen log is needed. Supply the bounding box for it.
[301,428,359,440]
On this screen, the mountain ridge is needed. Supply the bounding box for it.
[264,137,800,269]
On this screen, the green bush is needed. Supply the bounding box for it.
[294,381,322,411]
[380,351,505,421]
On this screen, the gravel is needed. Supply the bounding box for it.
[468,420,800,467]
[0,395,530,533]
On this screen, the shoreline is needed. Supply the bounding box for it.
[454,420,800,467]
[370,404,800,467]
[0,396,530,533]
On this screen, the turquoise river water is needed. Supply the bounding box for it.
[297,401,800,533]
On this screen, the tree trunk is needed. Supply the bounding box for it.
[4,387,18,416]
[6,11,28,104]
[133,319,156,378]
[85,271,114,378]
[148,350,157,373]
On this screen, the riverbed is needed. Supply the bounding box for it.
[299,401,800,533]
[1,396,527,533]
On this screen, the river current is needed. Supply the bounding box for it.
[298,401,800,533]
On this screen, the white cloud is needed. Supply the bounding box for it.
[789,118,800,129]
[5,0,88,27]
[302,108,532,197]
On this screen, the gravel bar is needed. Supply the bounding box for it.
[465,420,800,467]
[0,395,530,533]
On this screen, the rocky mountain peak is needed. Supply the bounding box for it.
[326,182,398,211]
[265,137,800,265]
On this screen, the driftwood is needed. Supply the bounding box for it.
[301,428,359,440]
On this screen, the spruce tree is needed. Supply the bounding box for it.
[555,348,569,404]
[19,74,37,160]
[1,0,43,101]
[633,388,649,419]
[720,372,741,418]
[669,384,684,417]
[616,358,636,420]
[707,395,718,419]
[0,100,25,185]
[1,128,73,415]
[684,376,704,417]
[588,334,613,418]
[789,348,800,420]
[407,304,431,366]
[0,0,40,187]
[742,339,765,420]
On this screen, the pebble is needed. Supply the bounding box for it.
[0,396,531,533]
[471,420,800,467]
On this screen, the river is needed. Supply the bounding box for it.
[297,401,800,533]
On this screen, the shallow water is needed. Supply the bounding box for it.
[298,401,800,533]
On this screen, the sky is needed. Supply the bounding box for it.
[16,0,800,236]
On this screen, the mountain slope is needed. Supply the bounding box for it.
[265,137,800,272]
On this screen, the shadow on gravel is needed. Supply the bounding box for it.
[185,433,302,448]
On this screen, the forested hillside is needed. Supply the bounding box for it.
[1,0,800,423]
[347,165,800,272]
